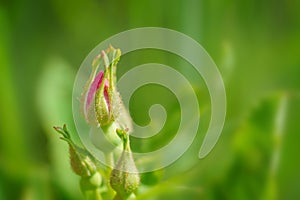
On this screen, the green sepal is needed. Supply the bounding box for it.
[95,86,110,126]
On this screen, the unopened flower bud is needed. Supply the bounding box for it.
[81,46,133,150]
[81,45,131,129]
[53,125,98,177]
[69,144,97,177]
[110,129,140,199]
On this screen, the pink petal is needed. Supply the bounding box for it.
[86,71,104,111]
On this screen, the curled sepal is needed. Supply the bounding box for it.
[110,129,140,199]
[53,124,98,177]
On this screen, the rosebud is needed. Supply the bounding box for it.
[81,46,133,150]
[81,46,132,129]
[53,125,98,177]
[110,129,140,199]
[54,125,103,199]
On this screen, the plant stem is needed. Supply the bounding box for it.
[113,193,123,200]
[105,152,115,198]
[83,188,103,200]
[106,151,114,167]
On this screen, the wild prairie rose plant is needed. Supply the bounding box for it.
[54,46,140,200]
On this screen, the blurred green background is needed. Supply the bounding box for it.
[1,0,300,199]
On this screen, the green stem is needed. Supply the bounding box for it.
[80,172,103,200]
[83,188,103,200]
[113,193,124,200]
[106,151,114,167]
[101,123,122,147]
[105,151,115,198]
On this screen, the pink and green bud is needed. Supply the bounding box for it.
[81,46,121,127]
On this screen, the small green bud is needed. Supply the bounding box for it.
[54,125,97,177]
[68,144,90,177]
[69,144,97,177]
[110,129,140,199]
[110,151,140,199]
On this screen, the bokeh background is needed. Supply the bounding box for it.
[1,0,300,199]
